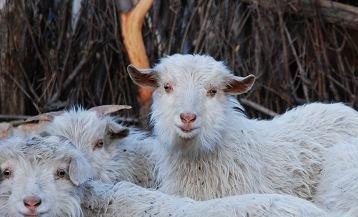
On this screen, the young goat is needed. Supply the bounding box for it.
[29,105,157,187]
[128,54,358,201]
[83,180,329,217]
[0,135,92,217]
[0,135,329,217]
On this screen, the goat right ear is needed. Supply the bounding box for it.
[223,74,255,95]
[127,64,159,88]
[107,122,129,140]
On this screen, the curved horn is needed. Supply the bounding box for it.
[25,111,65,123]
[89,105,132,116]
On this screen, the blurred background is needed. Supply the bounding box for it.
[0,0,357,127]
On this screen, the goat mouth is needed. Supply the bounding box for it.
[176,124,199,133]
[20,211,48,217]
[21,213,39,217]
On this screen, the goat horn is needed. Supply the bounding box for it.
[89,105,132,116]
[24,111,65,123]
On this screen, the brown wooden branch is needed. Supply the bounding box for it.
[240,98,278,117]
[0,114,30,121]
[241,0,358,30]
[120,0,153,104]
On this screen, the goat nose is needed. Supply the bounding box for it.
[180,113,197,123]
[23,196,42,209]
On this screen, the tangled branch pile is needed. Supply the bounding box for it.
[0,0,357,123]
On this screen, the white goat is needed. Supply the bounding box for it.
[314,140,358,217]
[83,180,330,217]
[0,135,92,217]
[128,54,358,201]
[29,105,157,187]
[0,135,330,217]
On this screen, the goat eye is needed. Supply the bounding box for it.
[2,169,11,178]
[94,139,104,150]
[163,83,173,93]
[56,169,67,179]
[207,88,217,97]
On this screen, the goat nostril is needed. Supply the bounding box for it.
[180,113,185,122]
[189,114,196,122]
[180,113,197,123]
[23,196,42,208]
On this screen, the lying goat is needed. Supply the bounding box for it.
[83,180,330,217]
[27,105,157,187]
[0,135,330,217]
[0,135,92,217]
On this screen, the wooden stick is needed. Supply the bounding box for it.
[240,98,278,117]
[120,0,153,104]
[241,0,358,30]
[0,114,30,120]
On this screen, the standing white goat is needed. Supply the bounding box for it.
[28,105,157,187]
[0,135,92,217]
[314,140,358,217]
[128,54,358,201]
[83,180,330,217]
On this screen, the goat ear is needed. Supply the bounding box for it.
[89,105,132,117]
[107,122,129,140]
[223,74,255,95]
[69,154,93,186]
[127,64,159,87]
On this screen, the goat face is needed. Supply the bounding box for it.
[128,54,255,152]
[0,136,92,217]
[41,106,130,181]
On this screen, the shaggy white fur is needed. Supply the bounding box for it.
[314,140,358,217]
[82,180,330,217]
[0,136,330,217]
[128,54,358,201]
[0,135,331,217]
[43,106,157,187]
[0,135,92,217]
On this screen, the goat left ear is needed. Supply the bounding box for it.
[69,154,93,186]
[107,122,129,140]
[223,74,255,95]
